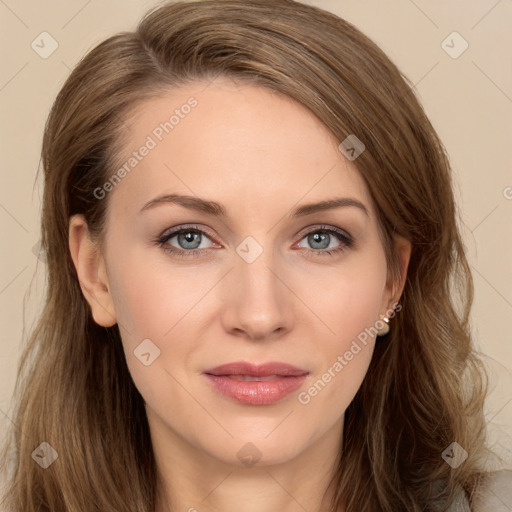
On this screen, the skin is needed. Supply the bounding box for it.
[69,77,411,512]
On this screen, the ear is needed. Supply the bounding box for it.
[381,233,411,314]
[68,214,117,327]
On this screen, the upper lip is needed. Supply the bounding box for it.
[204,361,309,377]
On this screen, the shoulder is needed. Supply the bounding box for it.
[472,469,512,511]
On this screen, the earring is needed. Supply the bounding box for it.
[377,316,390,337]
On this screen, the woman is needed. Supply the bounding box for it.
[1,0,508,510]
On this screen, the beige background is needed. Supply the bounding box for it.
[1,0,511,469]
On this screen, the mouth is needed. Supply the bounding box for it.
[203,361,309,405]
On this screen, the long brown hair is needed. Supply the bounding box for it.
[1,1,491,510]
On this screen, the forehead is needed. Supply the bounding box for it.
[107,78,375,221]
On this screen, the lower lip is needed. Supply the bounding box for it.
[204,374,308,405]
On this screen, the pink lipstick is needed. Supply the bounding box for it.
[203,361,309,405]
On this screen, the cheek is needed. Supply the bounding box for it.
[295,253,387,409]
[106,257,192,415]
[300,252,388,346]
[105,250,211,391]
[107,248,208,342]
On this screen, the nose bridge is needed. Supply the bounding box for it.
[236,233,281,303]
[237,235,277,294]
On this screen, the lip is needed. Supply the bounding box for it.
[203,361,309,405]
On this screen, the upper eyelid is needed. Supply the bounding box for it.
[161,224,217,242]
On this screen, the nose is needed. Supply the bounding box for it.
[220,243,294,341]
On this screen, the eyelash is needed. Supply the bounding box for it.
[155,224,354,259]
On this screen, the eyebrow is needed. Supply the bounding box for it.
[139,193,369,218]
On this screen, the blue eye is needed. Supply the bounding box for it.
[156,224,354,259]
[296,226,353,257]
[157,225,215,258]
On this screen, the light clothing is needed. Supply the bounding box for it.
[446,470,512,511]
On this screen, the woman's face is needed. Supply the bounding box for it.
[72,77,410,468]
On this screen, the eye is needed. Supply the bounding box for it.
[295,225,354,257]
[156,225,218,259]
